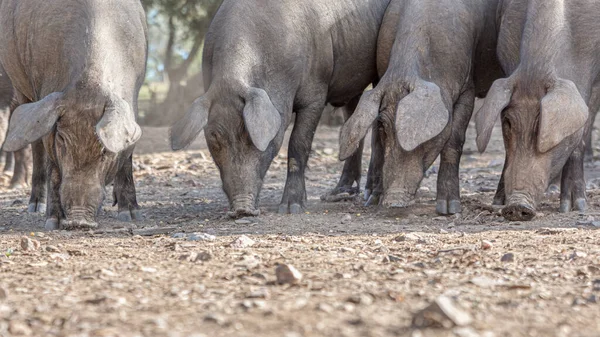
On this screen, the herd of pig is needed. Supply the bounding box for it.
[0,0,599,230]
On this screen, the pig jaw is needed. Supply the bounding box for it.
[380,148,427,209]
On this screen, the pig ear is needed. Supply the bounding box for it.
[475,78,513,153]
[96,96,142,153]
[538,79,588,153]
[243,88,281,152]
[170,95,211,151]
[395,81,449,151]
[2,92,63,152]
[339,90,381,160]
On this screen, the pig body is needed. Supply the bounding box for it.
[340,0,503,214]
[0,0,148,229]
[171,0,391,217]
[476,0,600,221]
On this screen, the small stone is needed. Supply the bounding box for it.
[347,293,374,306]
[230,235,255,248]
[0,287,7,300]
[323,148,334,155]
[11,200,23,206]
[9,321,31,336]
[383,255,402,263]
[45,245,60,253]
[49,253,69,263]
[341,214,352,224]
[275,264,303,285]
[394,233,420,242]
[20,236,40,252]
[481,240,493,250]
[246,288,270,299]
[339,247,356,254]
[412,295,473,328]
[141,266,157,273]
[181,251,212,263]
[439,229,449,234]
[587,294,597,304]
[570,251,588,260]
[188,233,216,242]
[501,253,515,263]
[373,239,383,245]
[171,232,187,239]
[317,302,334,313]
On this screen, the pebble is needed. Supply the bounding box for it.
[481,240,493,250]
[275,264,303,285]
[501,253,515,263]
[171,232,187,239]
[180,251,212,263]
[394,233,421,242]
[188,233,216,241]
[20,236,40,252]
[230,235,255,248]
[45,245,60,253]
[341,214,352,224]
[570,251,588,260]
[323,148,334,155]
[412,295,473,328]
[9,321,32,336]
[383,255,402,263]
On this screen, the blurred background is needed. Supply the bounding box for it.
[139,0,343,127]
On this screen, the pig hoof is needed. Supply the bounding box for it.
[27,202,46,214]
[44,218,59,231]
[365,194,380,207]
[436,200,460,215]
[289,203,302,214]
[131,209,143,220]
[575,198,587,213]
[502,204,536,221]
[117,211,132,222]
[559,200,571,213]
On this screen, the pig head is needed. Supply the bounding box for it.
[171,86,283,217]
[476,76,588,221]
[339,78,450,207]
[2,90,141,228]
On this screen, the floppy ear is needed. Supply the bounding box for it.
[170,95,211,151]
[395,81,449,151]
[243,88,281,152]
[339,90,381,160]
[96,95,142,153]
[475,78,513,153]
[2,92,63,152]
[538,79,588,153]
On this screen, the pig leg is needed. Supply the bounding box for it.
[436,90,474,215]
[9,147,31,189]
[44,161,63,230]
[583,111,597,162]
[113,153,141,221]
[27,140,47,213]
[321,96,363,202]
[365,124,384,206]
[559,143,586,213]
[0,151,13,186]
[279,103,324,214]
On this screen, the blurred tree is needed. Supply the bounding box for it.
[141,0,222,125]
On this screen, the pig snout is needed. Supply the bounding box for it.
[381,190,415,208]
[61,207,99,229]
[228,194,260,218]
[502,192,537,221]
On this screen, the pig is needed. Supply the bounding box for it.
[339,0,503,214]
[0,63,31,189]
[476,0,600,221]
[0,0,148,229]
[170,0,391,217]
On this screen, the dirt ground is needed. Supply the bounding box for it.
[0,118,599,337]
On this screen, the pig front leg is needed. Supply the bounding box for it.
[44,161,63,230]
[10,146,31,189]
[436,90,474,215]
[559,141,587,213]
[321,96,363,202]
[364,124,384,206]
[27,140,47,213]
[279,104,323,214]
[113,153,142,221]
